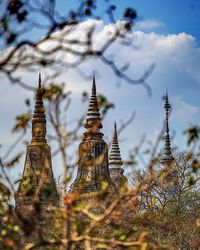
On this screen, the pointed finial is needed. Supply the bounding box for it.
[85,77,102,131]
[109,122,123,168]
[38,73,41,87]
[31,75,46,143]
[92,75,96,94]
[36,73,43,100]
[113,121,117,139]
[161,91,173,164]
[164,89,170,111]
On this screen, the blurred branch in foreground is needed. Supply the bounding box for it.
[0,0,154,95]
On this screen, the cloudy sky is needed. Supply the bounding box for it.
[0,0,200,184]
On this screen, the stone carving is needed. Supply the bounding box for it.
[160,91,178,197]
[15,75,60,249]
[14,74,178,250]
[109,122,128,194]
[70,77,110,193]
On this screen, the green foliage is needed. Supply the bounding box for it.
[76,220,87,236]
[0,182,10,210]
[12,112,31,132]
[43,83,71,101]
[6,152,23,168]
[191,159,200,173]
[184,125,200,145]
[187,176,195,186]
[0,182,10,197]
[20,175,34,196]
[97,94,115,116]
[0,182,20,249]
[0,222,20,250]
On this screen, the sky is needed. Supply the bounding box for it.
[0,0,200,186]
[117,0,200,42]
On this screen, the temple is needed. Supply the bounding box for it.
[14,75,177,247]
[70,77,111,193]
[15,75,60,246]
[15,76,176,201]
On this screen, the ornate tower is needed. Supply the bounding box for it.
[15,74,60,224]
[70,77,110,193]
[161,91,174,165]
[160,91,178,195]
[109,122,128,194]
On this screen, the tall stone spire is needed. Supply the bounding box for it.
[15,75,60,242]
[70,77,110,193]
[109,122,123,168]
[161,91,173,164]
[85,76,102,132]
[160,92,178,196]
[31,74,46,143]
[109,123,128,194]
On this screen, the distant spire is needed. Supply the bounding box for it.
[85,76,102,131]
[109,122,123,167]
[92,74,96,93]
[31,74,46,143]
[161,90,173,164]
[38,72,41,87]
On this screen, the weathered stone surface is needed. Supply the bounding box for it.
[109,122,128,194]
[70,77,110,194]
[160,92,178,197]
[15,75,60,249]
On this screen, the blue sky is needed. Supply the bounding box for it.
[14,0,200,45]
[113,0,200,42]
[55,0,200,42]
[0,0,200,184]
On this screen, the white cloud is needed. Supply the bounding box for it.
[2,19,200,179]
[135,19,165,30]
[12,19,200,90]
[171,96,199,122]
